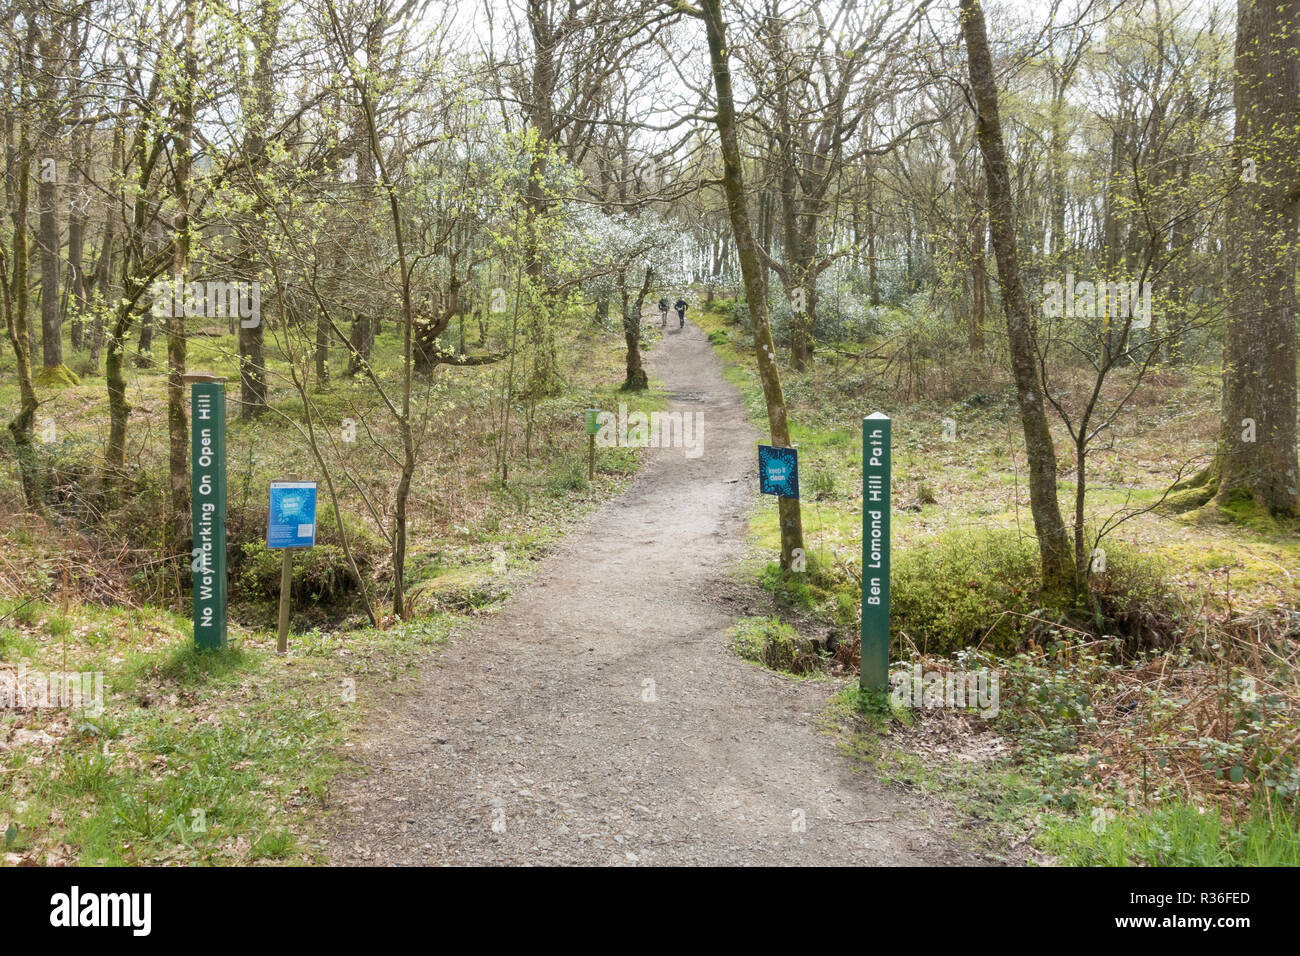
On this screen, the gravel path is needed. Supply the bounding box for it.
[326,319,981,865]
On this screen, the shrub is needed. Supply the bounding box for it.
[732,616,822,674]
[1086,542,1188,653]
[759,556,858,638]
[71,358,100,379]
[546,462,590,493]
[891,530,1183,656]
[709,297,749,328]
[806,465,836,500]
[235,541,362,607]
[892,530,1042,655]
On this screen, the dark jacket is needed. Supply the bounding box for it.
[659,297,670,310]
[674,299,687,313]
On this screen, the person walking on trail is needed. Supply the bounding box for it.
[674,297,687,329]
[659,296,670,327]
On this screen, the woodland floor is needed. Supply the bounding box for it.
[323,318,987,865]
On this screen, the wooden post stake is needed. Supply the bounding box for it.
[277,548,292,655]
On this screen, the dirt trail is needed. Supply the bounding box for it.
[327,319,980,865]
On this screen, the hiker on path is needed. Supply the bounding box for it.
[659,296,670,327]
[674,297,687,329]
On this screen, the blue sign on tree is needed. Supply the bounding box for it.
[268,481,317,549]
[758,445,799,498]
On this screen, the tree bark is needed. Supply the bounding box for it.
[700,0,804,570]
[35,20,63,372]
[619,267,651,391]
[1213,0,1300,515]
[970,158,987,355]
[166,0,196,581]
[2,131,42,508]
[237,0,279,417]
[960,0,1073,598]
[315,305,330,385]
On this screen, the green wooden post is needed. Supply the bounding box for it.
[585,408,599,479]
[187,374,228,649]
[860,413,890,692]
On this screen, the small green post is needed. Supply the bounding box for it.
[187,374,228,650]
[584,408,600,479]
[860,413,890,693]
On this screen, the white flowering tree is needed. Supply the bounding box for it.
[577,210,680,390]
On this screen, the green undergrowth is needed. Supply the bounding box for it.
[1,605,456,865]
[829,672,1299,866]
[699,299,1298,866]
[1038,802,1300,866]
[749,528,1188,660]
[731,615,825,676]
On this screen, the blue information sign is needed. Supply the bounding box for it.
[268,481,317,548]
[758,445,799,498]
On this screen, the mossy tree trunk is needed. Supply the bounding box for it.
[1213,0,1300,516]
[960,0,1074,600]
[619,266,651,392]
[699,0,804,570]
[165,0,196,587]
[2,144,42,509]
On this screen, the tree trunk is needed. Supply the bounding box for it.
[620,267,651,391]
[970,160,987,355]
[866,176,879,306]
[67,138,87,352]
[961,0,1074,599]
[88,198,114,369]
[3,133,42,508]
[165,0,196,582]
[37,162,61,370]
[105,295,136,475]
[136,309,152,366]
[522,4,562,397]
[1048,87,1069,260]
[315,305,329,385]
[347,311,371,375]
[1213,0,1300,515]
[700,0,804,570]
[237,0,278,418]
[33,21,63,372]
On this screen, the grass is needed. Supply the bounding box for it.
[701,290,1300,866]
[1,601,365,865]
[1039,802,1300,866]
[0,306,671,866]
[731,615,826,676]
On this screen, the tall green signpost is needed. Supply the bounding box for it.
[860,413,890,693]
[187,373,227,649]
